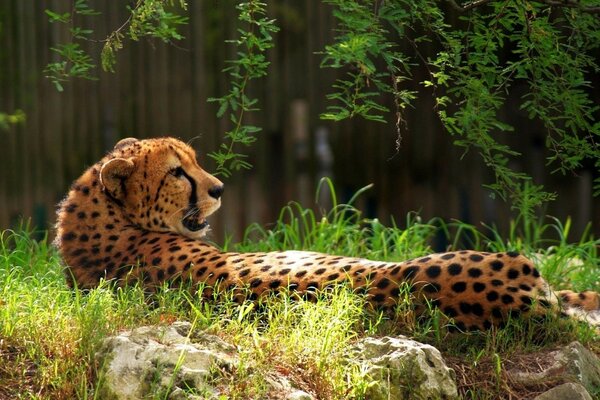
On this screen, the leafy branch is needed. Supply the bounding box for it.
[321,0,600,214]
[44,0,188,91]
[207,1,279,177]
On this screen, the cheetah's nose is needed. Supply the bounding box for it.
[208,184,224,199]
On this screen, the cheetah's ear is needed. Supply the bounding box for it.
[114,137,139,150]
[100,158,135,200]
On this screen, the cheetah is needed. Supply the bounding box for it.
[55,137,600,331]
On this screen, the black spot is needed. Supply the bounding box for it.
[491,279,504,287]
[579,293,587,300]
[425,265,441,278]
[306,281,319,290]
[486,291,499,301]
[81,186,90,195]
[216,272,229,282]
[365,272,378,281]
[418,257,431,263]
[269,280,282,289]
[483,320,492,329]
[178,254,188,261]
[403,266,420,279]
[390,266,401,275]
[77,211,86,219]
[340,265,352,272]
[423,282,441,293]
[507,269,519,280]
[65,203,77,213]
[520,295,532,305]
[253,259,264,264]
[314,268,326,275]
[239,269,250,277]
[447,263,462,275]
[62,232,77,241]
[250,278,262,288]
[157,270,165,280]
[260,265,272,272]
[168,246,182,252]
[501,294,514,304]
[231,258,244,264]
[71,249,86,257]
[491,307,503,319]
[532,268,540,278]
[295,270,307,278]
[288,282,299,291]
[506,251,519,258]
[459,302,472,314]
[372,293,386,302]
[216,261,227,268]
[519,284,532,291]
[168,265,177,275]
[376,278,391,289]
[469,254,484,262]
[105,224,115,230]
[472,303,484,317]
[196,266,208,277]
[490,261,504,271]
[473,282,486,293]
[79,234,89,242]
[92,233,101,240]
[468,268,483,278]
[441,253,456,260]
[522,264,532,275]
[507,286,518,293]
[148,237,160,245]
[183,262,193,271]
[279,268,291,275]
[451,282,467,293]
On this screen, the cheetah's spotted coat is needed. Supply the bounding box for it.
[55,137,600,331]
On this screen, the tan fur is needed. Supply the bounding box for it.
[55,137,600,331]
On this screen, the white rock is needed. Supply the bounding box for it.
[350,336,458,400]
[533,382,593,400]
[96,321,237,400]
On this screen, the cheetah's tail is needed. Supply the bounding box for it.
[555,289,600,327]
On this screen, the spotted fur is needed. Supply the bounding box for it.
[55,137,600,331]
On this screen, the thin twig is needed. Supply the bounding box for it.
[445,0,600,14]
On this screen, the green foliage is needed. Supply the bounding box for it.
[320,0,600,213]
[0,109,25,130]
[43,1,600,215]
[44,0,188,90]
[207,1,279,177]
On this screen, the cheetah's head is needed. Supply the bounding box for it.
[99,137,224,239]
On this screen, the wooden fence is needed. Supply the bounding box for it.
[0,1,598,244]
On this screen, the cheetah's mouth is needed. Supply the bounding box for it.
[182,216,209,232]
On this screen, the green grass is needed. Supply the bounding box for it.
[1,184,599,399]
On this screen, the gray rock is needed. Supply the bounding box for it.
[286,390,314,400]
[96,321,237,400]
[349,336,458,400]
[533,383,592,400]
[507,341,600,393]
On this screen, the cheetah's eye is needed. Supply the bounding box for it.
[169,167,185,178]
